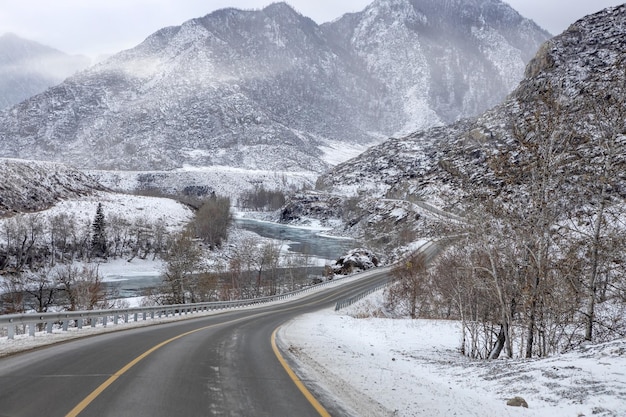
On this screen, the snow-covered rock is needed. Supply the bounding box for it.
[330,248,380,275]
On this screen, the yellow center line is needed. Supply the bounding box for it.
[271,327,332,417]
[64,323,216,417]
[65,283,375,416]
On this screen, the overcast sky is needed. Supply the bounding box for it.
[1,0,623,59]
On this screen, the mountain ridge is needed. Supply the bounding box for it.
[312,4,626,245]
[0,0,549,172]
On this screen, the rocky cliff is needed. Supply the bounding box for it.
[312,4,626,248]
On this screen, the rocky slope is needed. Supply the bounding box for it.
[319,4,626,197]
[0,159,104,217]
[0,33,90,109]
[312,4,626,245]
[0,1,548,172]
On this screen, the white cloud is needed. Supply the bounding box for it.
[504,0,623,34]
[0,0,623,58]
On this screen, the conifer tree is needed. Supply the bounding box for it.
[91,203,107,258]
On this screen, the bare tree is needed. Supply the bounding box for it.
[561,90,626,342]
[0,273,25,314]
[24,268,58,313]
[160,231,203,304]
[388,252,430,319]
[191,196,232,249]
[56,264,106,311]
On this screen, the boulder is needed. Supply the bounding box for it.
[331,248,379,275]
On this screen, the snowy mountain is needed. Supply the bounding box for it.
[0,33,90,109]
[0,158,104,217]
[304,5,626,256]
[0,1,548,172]
[312,4,626,244]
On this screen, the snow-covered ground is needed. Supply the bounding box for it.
[40,192,193,230]
[89,165,318,200]
[279,291,626,417]
[0,191,194,238]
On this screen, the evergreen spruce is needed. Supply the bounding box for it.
[91,203,107,257]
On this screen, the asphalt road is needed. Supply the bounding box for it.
[0,269,392,417]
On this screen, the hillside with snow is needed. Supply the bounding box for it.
[307,4,626,247]
[0,158,105,217]
[0,0,548,174]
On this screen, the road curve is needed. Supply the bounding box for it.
[0,269,391,417]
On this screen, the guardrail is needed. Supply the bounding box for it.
[1,238,458,341]
[0,274,351,341]
[334,280,390,311]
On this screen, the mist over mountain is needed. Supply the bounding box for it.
[0,0,549,172]
[313,4,626,243]
[0,33,90,109]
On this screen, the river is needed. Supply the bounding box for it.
[233,217,355,261]
[106,218,356,298]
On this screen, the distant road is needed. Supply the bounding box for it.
[0,269,392,417]
[381,198,466,223]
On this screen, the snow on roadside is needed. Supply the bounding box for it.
[279,291,626,417]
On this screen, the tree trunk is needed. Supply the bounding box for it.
[525,295,536,358]
[489,324,506,359]
[585,200,605,341]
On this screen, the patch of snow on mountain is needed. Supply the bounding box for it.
[318,140,373,166]
[471,25,525,91]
